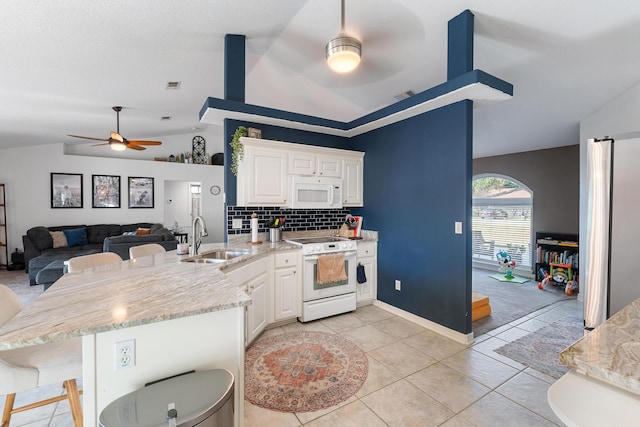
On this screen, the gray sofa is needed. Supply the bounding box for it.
[23,223,178,286]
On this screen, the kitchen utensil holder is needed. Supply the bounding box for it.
[269,228,282,242]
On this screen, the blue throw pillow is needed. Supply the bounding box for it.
[63,227,89,247]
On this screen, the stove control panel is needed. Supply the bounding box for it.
[300,240,356,255]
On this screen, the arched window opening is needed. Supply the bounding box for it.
[472,174,533,272]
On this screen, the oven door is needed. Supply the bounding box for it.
[302,250,357,301]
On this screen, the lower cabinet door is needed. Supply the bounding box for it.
[356,256,376,304]
[274,266,299,321]
[246,272,268,345]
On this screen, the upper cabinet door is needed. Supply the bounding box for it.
[342,157,363,207]
[238,144,288,206]
[288,151,316,176]
[317,156,341,178]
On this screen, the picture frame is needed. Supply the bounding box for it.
[51,173,83,208]
[128,177,154,208]
[92,175,121,208]
[247,127,262,139]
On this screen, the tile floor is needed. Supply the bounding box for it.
[1,300,582,426]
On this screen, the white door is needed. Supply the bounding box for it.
[246,272,268,345]
[274,267,299,320]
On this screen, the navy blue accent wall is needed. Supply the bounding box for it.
[223,119,350,206]
[224,34,246,102]
[350,101,473,334]
[447,10,474,80]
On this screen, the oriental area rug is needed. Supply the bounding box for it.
[495,316,583,379]
[244,331,368,412]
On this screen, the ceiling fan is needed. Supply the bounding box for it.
[67,106,162,151]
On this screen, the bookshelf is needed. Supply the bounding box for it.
[535,231,579,290]
[0,184,7,269]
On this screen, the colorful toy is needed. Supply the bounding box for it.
[538,263,579,295]
[496,250,516,279]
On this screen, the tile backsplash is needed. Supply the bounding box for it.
[227,206,351,235]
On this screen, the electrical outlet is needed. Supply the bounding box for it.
[115,339,136,370]
[455,221,463,234]
[395,280,401,291]
[232,218,243,229]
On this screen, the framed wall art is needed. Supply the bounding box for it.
[128,177,154,208]
[51,173,83,208]
[92,175,121,208]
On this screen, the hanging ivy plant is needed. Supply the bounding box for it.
[230,126,247,176]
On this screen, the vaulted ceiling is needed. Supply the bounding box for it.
[2,0,639,158]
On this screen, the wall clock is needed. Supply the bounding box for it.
[192,136,206,164]
[210,185,221,195]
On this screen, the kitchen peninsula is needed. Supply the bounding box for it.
[548,298,640,426]
[0,242,292,427]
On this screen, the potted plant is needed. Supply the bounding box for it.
[230,126,247,176]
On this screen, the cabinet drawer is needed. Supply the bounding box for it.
[357,243,377,258]
[275,252,298,268]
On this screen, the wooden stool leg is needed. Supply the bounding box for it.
[1,393,16,427]
[63,380,83,427]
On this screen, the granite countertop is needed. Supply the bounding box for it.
[560,297,640,395]
[0,230,378,351]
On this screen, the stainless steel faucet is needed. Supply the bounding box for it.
[190,215,208,256]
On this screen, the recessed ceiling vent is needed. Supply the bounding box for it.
[160,116,172,121]
[166,81,181,90]
[394,90,416,101]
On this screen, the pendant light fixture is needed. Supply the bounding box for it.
[326,0,361,73]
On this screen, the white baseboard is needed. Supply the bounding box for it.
[372,300,475,345]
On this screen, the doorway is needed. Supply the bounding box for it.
[164,180,202,235]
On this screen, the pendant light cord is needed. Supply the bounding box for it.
[341,0,345,31]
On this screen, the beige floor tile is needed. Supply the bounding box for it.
[352,304,395,323]
[304,400,387,427]
[341,325,396,352]
[453,391,557,426]
[438,414,478,427]
[368,341,436,377]
[406,362,491,413]
[361,379,454,427]
[402,330,467,361]
[472,336,527,370]
[48,413,75,427]
[372,317,426,339]
[355,357,401,398]
[259,326,286,339]
[320,313,367,333]
[496,372,565,425]
[523,367,557,385]
[280,320,335,334]
[294,395,357,425]
[517,317,550,332]
[244,400,300,427]
[494,326,531,342]
[442,349,520,389]
[1,383,63,426]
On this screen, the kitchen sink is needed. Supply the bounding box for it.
[181,249,251,264]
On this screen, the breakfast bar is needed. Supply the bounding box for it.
[548,298,640,426]
[0,248,256,426]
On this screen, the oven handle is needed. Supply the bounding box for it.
[303,251,357,261]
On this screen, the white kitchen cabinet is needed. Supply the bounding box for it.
[356,241,377,305]
[288,151,317,176]
[237,137,288,206]
[343,156,364,207]
[273,251,301,321]
[288,152,342,178]
[224,257,270,346]
[317,155,342,177]
[246,272,268,345]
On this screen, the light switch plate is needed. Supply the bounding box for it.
[455,222,463,234]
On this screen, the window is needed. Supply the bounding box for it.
[472,175,533,271]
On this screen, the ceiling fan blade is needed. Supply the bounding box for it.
[91,142,110,147]
[128,140,162,146]
[68,134,109,141]
[110,131,124,142]
[127,145,145,151]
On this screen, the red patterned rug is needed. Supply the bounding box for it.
[244,331,368,412]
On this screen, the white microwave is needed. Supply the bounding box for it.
[290,176,343,209]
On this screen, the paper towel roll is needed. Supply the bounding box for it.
[251,213,258,243]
